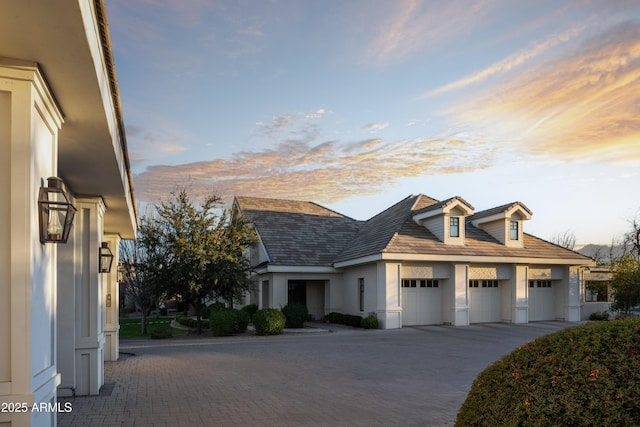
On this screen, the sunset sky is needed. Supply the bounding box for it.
[106,0,640,245]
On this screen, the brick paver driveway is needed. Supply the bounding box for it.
[58,321,577,426]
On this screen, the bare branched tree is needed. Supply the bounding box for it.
[552,230,576,251]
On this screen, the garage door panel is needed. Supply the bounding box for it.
[469,280,501,323]
[402,281,442,326]
[529,281,555,321]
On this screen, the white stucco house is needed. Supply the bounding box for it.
[235,195,595,329]
[1,1,136,425]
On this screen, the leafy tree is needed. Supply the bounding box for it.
[609,255,640,316]
[119,237,168,334]
[143,189,257,334]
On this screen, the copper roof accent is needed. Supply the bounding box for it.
[237,194,592,266]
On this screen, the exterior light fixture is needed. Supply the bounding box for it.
[99,242,114,273]
[38,177,76,244]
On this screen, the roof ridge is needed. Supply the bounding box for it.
[309,201,357,221]
[363,194,416,222]
[523,232,592,260]
[470,201,532,219]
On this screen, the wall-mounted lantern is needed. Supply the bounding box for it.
[38,177,76,244]
[99,242,114,273]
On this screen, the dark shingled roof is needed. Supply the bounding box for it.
[235,196,363,266]
[470,201,532,220]
[236,194,591,267]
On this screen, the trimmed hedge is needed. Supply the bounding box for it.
[176,313,210,330]
[327,312,364,328]
[361,315,379,329]
[241,303,259,322]
[150,327,173,339]
[209,309,250,336]
[281,304,309,328]
[209,309,237,336]
[590,310,610,321]
[233,309,250,334]
[253,308,286,336]
[456,318,640,426]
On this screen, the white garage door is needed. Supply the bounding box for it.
[528,280,555,321]
[402,279,442,325]
[469,280,501,323]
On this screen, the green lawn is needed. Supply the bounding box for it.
[119,317,186,339]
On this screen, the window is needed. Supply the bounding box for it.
[585,281,609,302]
[359,278,365,311]
[510,221,519,240]
[419,280,439,288]
[402,279,417,288]
[450,217,460,237]
[529,280,552,288]
[402,279,439,288]
[469,280,498,288]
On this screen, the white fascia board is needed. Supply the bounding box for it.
[254,228,271,263]
[412,208,443,223]
[378,252,595,266]
[506,204,533,220]
[334,253,593,268]
[333,254,384,268]
[265,265,341,274]
[471,213,505,226]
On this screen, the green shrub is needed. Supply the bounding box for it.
[348,314,363,327]
[241,303,259,322]
[361,315,379,329]
[590,310,610,321]
[176,313,188,326]
[253,308,286,336]
[209,301,227,312]
[150,327,173,339]
[281,304,309,328]
[456,318,640,426]
[210,309,237,336]
[233,309,250,334]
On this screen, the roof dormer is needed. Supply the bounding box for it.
[470,202,532,248]
[412,196,474,245]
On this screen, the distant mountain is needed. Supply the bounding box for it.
[576,244,626,264]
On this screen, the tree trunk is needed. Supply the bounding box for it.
[195,299,203,335]
[141,311,147,334]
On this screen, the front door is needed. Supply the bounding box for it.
[288,281,307,305]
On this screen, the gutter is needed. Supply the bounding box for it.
[94,0,139,228]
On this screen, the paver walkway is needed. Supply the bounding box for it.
[58,321,576,426]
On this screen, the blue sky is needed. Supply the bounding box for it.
[106,0,640,245]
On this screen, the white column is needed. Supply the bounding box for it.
[565,266,582,321]
[103,234,120,362]
[451,264,469,326]
[73,197,106,396]
[1,62,63,426]
[57,220,77,397]
[272,274,288,309]
[376,262,402,329]
[512,265,529,323]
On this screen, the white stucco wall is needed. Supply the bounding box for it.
[342,264,377,316]
[0,63,63,426]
